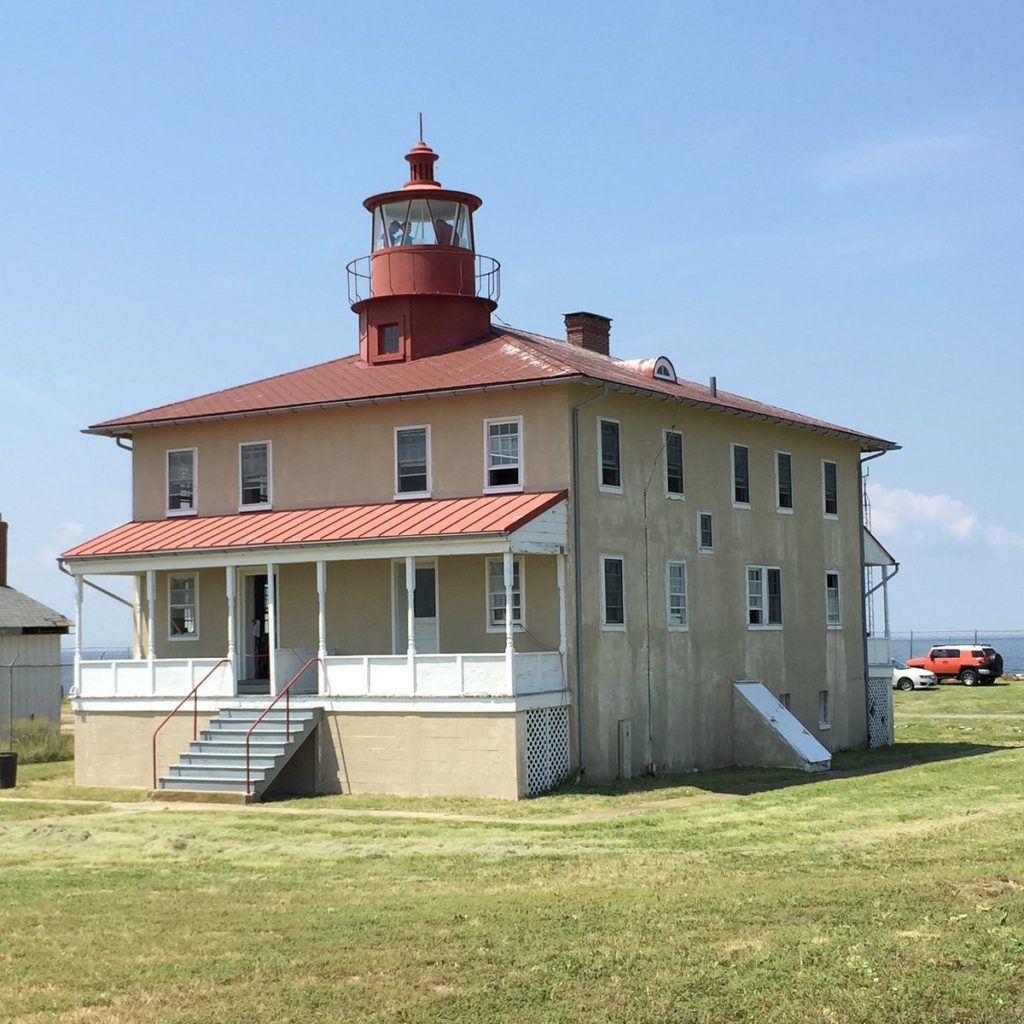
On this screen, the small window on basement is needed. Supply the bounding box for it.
[818,689,831,729]
[779,692,791,710]
[379,324,400,355]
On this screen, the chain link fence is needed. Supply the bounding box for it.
[889,630,1024,674]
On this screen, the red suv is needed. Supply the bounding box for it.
[906,644,1004,686]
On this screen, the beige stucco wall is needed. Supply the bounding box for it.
[146,554,561,661]
[318,711,522,799]
[568,384,868,781]
[131,388,573,520]
[75,710,213,789]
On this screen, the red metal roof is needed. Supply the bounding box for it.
[62,491,567,560]
[87,328,897,451]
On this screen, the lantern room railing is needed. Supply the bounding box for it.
[346,251,500,306]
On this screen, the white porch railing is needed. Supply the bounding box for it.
[321,650,564,698]
[76,658,235,699]
[74,651,564,700]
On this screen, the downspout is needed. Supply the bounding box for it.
[570,384,608,779]
[859,449,888,743]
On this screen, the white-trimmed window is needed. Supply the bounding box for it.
[747,566,782,628]
[664,429,684,498]
[822,460,838,517]
[776,451,793,512]
[167,448,197,516]
[598,418,622,492]
[239,442,271,510]
[486,557,523,631]
[698,512,714,553]
[818,689,831,729]
[378,323,400,356]
[168,574,198,640]
[484,417,523,492]
[825,570,841,627]
[600,555,625,629]
[666,560,688,630]
[395,426,430,497]
[732,443,750,506]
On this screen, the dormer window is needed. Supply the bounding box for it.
[653,357,676,382]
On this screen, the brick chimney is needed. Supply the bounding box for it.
[0,515,7,588]
[564,311,611,356]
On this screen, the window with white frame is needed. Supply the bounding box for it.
[776,451,793,512]
[664,429,684,497]
[239,442,271,509]
[825,570,841,627]
[599,418,621,491]
[484,417,522,491]
[818,689,831,729]
[167,448,197,516]
[732,443,750,506]
[698,511,714,552]
[395,426,430,497]
[666,560,688,630]
[747,566,782,627]
[168,574,198,639]
[601,555,625,628]
[822,460,838,517]
[486,557,523,630]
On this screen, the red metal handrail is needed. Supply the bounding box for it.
[151,659,231,789]
[244,655,321,796]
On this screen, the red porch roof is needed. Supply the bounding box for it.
[62,491,567,561]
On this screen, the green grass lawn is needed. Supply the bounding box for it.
[2,684,1023,1023]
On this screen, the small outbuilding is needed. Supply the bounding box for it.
[0,516,72,726]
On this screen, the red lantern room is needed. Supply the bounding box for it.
[347,138,500,364]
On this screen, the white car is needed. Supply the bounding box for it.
[891,659,938,691]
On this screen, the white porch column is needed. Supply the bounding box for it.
[131,575,143,660]
[146,569,156,695]
[557,552,568,659]
[73,575,83,696]
[267,562,278,695]
[316,560,327,694]
[225,567,237,682]
[405,557,417,692]
[503,550,515,695]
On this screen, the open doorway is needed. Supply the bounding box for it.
[239,571,270,694]
[392,560,439,655]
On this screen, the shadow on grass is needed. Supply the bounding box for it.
[550,740,1016,802]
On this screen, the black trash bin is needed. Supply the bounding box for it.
[0,751,17,788]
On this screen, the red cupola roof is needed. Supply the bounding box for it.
[346,139,499,366]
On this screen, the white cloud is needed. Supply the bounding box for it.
[814,133,988,188]
[869,483,1024,551]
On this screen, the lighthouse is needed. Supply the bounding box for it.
[347,138,500,364]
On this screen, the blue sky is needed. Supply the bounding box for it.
[2,1,1022,644]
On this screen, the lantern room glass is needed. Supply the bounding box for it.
[373,199,473,251]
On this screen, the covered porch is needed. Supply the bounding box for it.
[62,493,571,706]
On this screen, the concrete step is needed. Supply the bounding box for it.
[158,776,254,793]
[168,764,269,783]
[179,752,279,770]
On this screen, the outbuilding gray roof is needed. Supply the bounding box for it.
[0,586,72,634]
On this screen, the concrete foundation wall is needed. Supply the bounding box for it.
[318,711,522,799]
[75,710,213,789]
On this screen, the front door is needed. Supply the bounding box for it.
[392,561,439,654]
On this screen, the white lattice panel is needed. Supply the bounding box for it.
[525,706,571,796]
[866,675,893,748]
